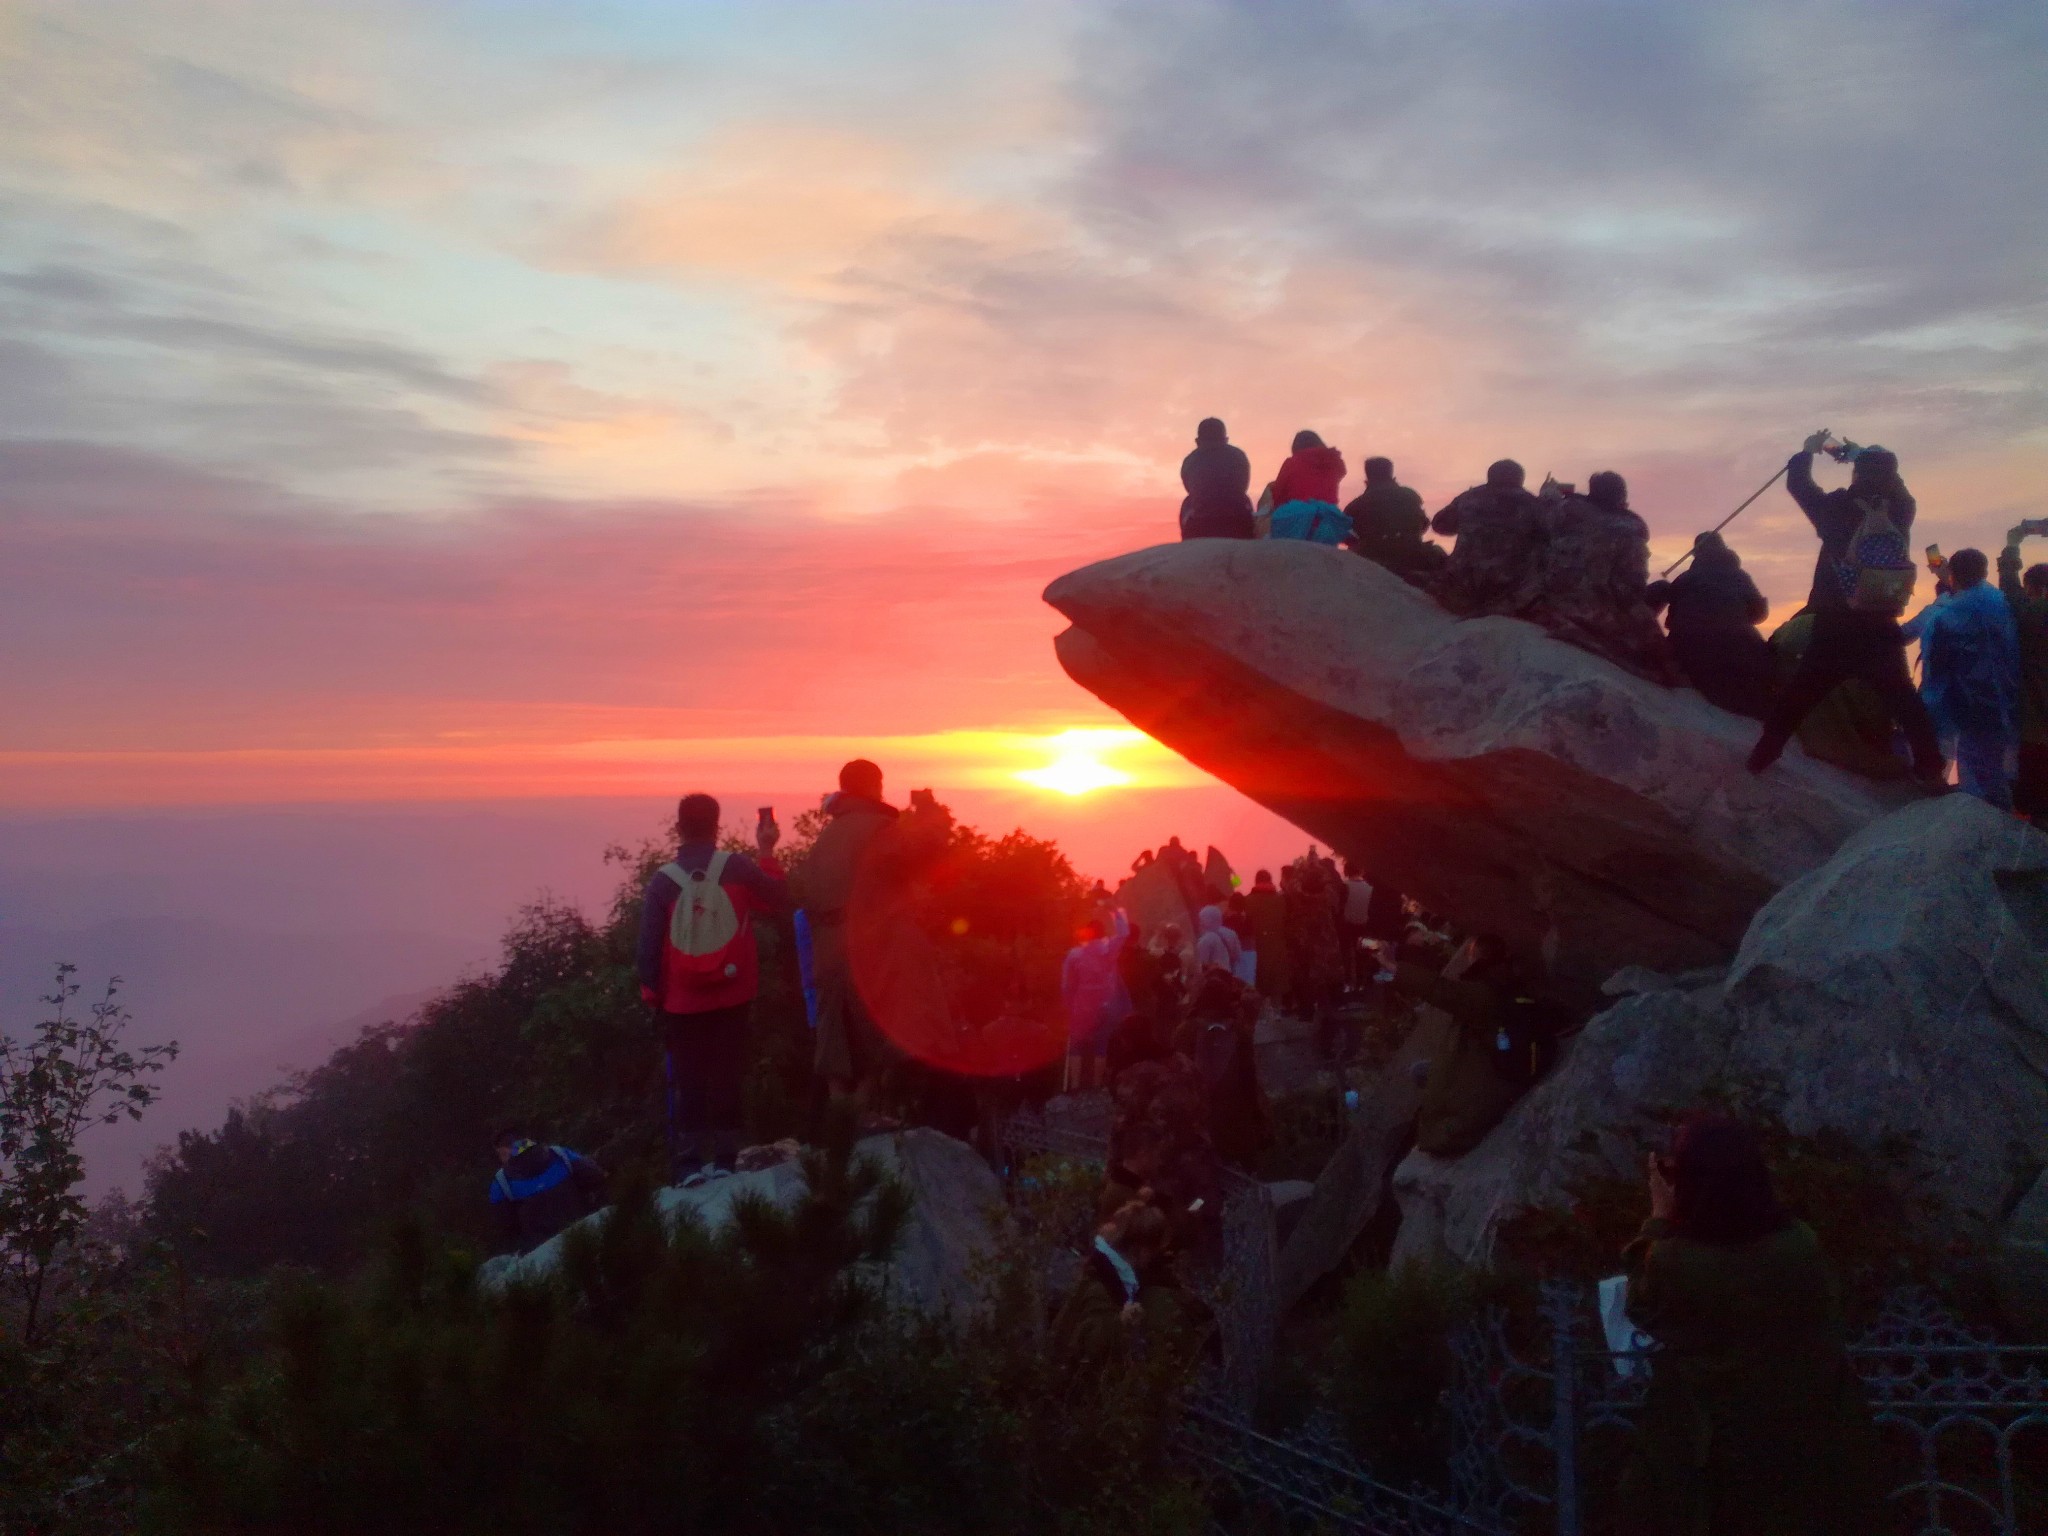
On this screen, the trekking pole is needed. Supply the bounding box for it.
[1659,463,1789,578]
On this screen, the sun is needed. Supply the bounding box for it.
[1014,730,1136,796]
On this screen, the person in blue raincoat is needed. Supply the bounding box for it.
[1903,547,2021,808]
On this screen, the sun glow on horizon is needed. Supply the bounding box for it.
[1013,728,1140,796]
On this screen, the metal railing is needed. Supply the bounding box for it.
[996,1107,2048,1535]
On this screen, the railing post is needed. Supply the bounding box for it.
[1546,1283,1582,1536]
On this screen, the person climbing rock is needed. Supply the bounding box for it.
[1179,417,1255,540]
[1051,1199,1180,1374]
[1998,526,2048,817]
[1747,433,1944,785]
[1617,1117,1881,1536]
[1344,456,1444,582]
[489,1132,608,1255]
[1646,532,1775,717]
[1430,459,1546,617]
[1527,472,1681,685]
[1390,934,1548,1157]
[639,792,788,1185]
[1902,547,2019,809]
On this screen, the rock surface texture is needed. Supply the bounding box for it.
[1389,796,2048,1269]
[1047,541,1916,996]
[480,1128,1001,1315]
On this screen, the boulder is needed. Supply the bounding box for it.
[1115,857,1194,946]
[1390,796,2048,1268]
[1046,541,1915,997]
[480,1128,1002,1316]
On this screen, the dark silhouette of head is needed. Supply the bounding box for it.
[838,758,884,800]
[1291,429,1326,454]
[2027,564,2048,598]
[1587,470,1628,511]
[1949,548,1989,589]
[1692,530,1739,567]
[677,793,720,842]
[1667,1116,1791,1246]
[1486,459,1525,491]
[1196,417,1227,445]
[1850,447,1902,493]
[1364,456,1394,484]
[1253,869,1274,890]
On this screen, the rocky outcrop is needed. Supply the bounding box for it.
[1046,541,1917,997]
[1389,796,2048,1268]
[480,1128,1002,1316]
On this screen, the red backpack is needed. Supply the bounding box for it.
[658,852,755,1004]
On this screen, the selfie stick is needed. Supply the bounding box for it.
[1658,463,1791,579]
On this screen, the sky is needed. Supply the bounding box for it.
[3,1,2047,1182]
[5,0,2045,812]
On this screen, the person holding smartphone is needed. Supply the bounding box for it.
[1999,520,2048,817]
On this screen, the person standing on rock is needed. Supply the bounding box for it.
[1179,417,1256,541]
[1998,526,2048,818]
[1062,908,1132,1092]
[792,761,900,1108]
[1526,472,1682,686]
[1430,459,1546,617]
[1345,456,1445,583]
[1244,870,1290,1007]
[1617,1116,1881,1536]
[1747,432,1945,785]
[1646,532,1775,718]
[638,793,788,1185]
[1902,547,2020,809]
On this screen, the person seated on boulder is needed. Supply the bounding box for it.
[1179,416,1255,540]
[489,1131,607,1256]
[1901,547,2020,809]
[1747,432,1944,785]
[1524,472,1682,686]
[1617,1116,1881,1536]
[1998,526,2048,818]
[1266,430,1355,545]
[1345,456,1445,582]
[1389,934,1548,1158]
[1646,532,1776,717]
[1430,459,1546,617]
[1052,1198,1180,1374]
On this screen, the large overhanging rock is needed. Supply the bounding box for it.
[1047,541,1917,995]
[1390,796,2048,1269]
[479,1128,1001,1316]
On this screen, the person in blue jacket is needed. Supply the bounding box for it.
[1902,547,2021,808]
[489,1131,608,1255]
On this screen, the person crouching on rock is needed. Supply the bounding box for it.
[1266,430,1355,545]
[1616,1116,1880,1536]
[1345,456,1445,583]
[1647,532,1776,718]
[1389,933,1551,1157]
[1179,416,1256,540]
[1746,432,1945,785]
[489,1131,607,1256]
[1430,459,1545,617]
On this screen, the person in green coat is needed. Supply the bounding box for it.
[1390,934,1534,1157]
[1618,1117,1881,1536]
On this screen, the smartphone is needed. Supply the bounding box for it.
[1925,544,1945,571]
[756,806,777,840]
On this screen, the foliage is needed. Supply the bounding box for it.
[151,1115,1201,1536]
[0,966,176,1341]
[1328,1261,1488,1484]
[145,807,1083,1280]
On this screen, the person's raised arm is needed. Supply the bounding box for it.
[1785,429,1832,523]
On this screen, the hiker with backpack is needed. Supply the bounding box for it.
[637,792,788,1186]
[1746,432,1945,785]
[489,1131,608,1255]
[1902,548,2020,809]
[1265,430,1355,545]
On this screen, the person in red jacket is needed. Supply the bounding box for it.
[638,792,788,1185]
[1267,430,1353,544]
